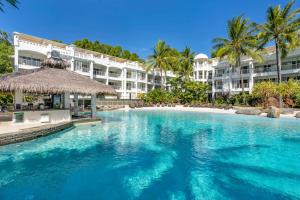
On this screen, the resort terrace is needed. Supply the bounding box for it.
[0,58,116,132]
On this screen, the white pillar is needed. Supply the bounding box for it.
[14,34,19,72]
[229,66,232,94]
[71,58,75,71]
[91,94,97,118]
[106,66,109,84]
[14,47,19,72]
[123,68,127,99]
[145,73,148,92]
[135,70,138,99]
[14,91,23,109]
[249,61,254,93]
[212,70,215,100]
[64,92,70,109]
[47,44,53,58]
[90,62,94,79]
[74,94,79,116]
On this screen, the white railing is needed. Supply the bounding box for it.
[94,70,106,76]
[109,73,122,78]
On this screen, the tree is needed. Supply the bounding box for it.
[0,0,18,12]
[0,42,13,74]
[0,30,13,74]
[258,1,300,85]
[122,50,131,60]
[52,39,64,43]
[178,47,195,82]
[73,39,142,62]
[0,30,14,107]
[181,81,210,104]
[147,40,172,88]
[213,16,262,102]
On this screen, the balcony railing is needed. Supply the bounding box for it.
[94,70,106,76]
[232,83,249,89]
[109,72,122,78]
[126,84,136,90]
[138,76,146,81]
[215,73,224,77]
[254,64,300,73]
[241,69,249,74]
[110,85,122,90]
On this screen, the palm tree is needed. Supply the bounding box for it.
[0,0,18,12]
[258,1,300,84]
[178,47,195,82]
[212,16,262,102]
[147,40,171,89]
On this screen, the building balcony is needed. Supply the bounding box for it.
[18,63,40,70]
[215,85,223,90]
[126,86,136,91]
[110,85,122,90]
[93,70,106,77]
[126,76,136,81]
[108,73,122,79]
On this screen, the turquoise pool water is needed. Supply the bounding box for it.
[0,111,300,199]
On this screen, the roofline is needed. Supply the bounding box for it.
[13,32,144,65]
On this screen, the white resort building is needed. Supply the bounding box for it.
[13,32,300,100]
[13,32,175,100]
[193,48,300,98]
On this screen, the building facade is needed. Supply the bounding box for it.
[13,32,300,100]
[13,32,175,99]
[193,48,300,98]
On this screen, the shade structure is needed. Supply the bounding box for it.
[0,67,116,96]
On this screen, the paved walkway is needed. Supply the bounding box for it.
[0,118,102,146]
[0,122,61,135]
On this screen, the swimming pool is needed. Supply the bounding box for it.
[0,111,299,199]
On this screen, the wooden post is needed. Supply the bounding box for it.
[14,90,23,110]
[64,92,70,109]
[74,94,79,116]
[91,94,97,118]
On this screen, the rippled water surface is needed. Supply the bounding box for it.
[0,111,300,200]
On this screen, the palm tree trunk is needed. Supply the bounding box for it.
[275,39,283,108]
[275,40,282,84]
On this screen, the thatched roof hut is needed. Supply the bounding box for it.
[0,64,116,96]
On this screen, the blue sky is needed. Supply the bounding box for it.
[0,0,299,58]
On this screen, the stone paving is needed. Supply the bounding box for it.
[0,118,101,146]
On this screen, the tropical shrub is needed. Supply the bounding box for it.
[252,80,300,108]
[252,81,279,108]
[180,81,210,104]
[140,89,177,104]
[0,92,13,106]
[140,81,210,105]
[278,79,300,107]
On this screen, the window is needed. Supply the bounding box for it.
[75,60,90,73]
[199,71,203,79]
[204,71,207,79]
[19,56,42,67]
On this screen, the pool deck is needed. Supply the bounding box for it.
[0,118,101,146]
[119,105,300,119]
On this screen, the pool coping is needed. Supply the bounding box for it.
[0,118,101,146]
